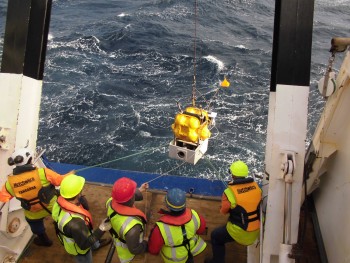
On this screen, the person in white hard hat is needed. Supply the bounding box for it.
[0,148,71,246]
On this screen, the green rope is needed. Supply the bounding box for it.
[76,145,166,173]
[72,143,226,189]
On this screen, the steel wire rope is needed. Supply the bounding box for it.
[191,0,198,107]
[180,0,221,112]
[194,86,212,109]
[203,156,228,188]
[206,86,222,112]
[209,125,220,138]
[145,157,190,184]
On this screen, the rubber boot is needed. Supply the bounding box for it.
[33,233,53,247]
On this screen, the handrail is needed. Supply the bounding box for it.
[331,37,350,53]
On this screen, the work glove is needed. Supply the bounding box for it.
[99,218,112,232]
[139,182,149,192]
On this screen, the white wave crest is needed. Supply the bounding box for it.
[139,131,151,137]
[203,55,224,71]
[235,45,247,50]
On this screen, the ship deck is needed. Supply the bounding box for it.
[18,182,321,263]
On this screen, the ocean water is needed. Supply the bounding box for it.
[0,0,349,181]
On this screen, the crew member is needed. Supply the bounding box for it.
[0,148,70,246]
[52,174,111,263]
[106,177,148,263]
[148,188,207,263]
[205,160,262,263]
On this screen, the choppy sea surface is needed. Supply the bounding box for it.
[0,0,349,180]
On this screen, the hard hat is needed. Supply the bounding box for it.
[165,188,186,211]
[8,148,34,166]
[60,174,85,199]
[112,177,137,203]
[230,160,249,177]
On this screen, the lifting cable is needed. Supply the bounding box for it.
[182,0,226,119]
[204,156,228,188]
[145,160,189,184]
[206,86,221,112]
[192,0,198,107]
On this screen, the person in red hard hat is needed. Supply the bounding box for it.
[148,188,207,263]
[205,161,262,263]
[105,177,149,263]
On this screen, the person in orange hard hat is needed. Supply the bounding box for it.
[205,160,262,263]
[0,148,71,247]
[105,177,149,263]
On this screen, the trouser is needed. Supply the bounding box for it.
[91,239,101,250]
[75,250,92,263]
[194,246,208,262]
[210,225,234,263]
[26,217,45,235]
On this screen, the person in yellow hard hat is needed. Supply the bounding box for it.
[0,148,71,247]
[52,174,111,263]
[105,177,149,263]
[205,160,262,263]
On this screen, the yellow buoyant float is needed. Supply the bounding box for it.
[171,106,211,143]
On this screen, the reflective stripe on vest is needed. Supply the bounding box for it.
[156,210,207,263]
[106,199,144,263]
[53,204,90,256]
[225,181,261,231]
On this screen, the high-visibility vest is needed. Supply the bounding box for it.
[156,209,207,263]
[106,198,146,263]
[6,168,56,219]
[224,180,261,245]
[52,198,93,256]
